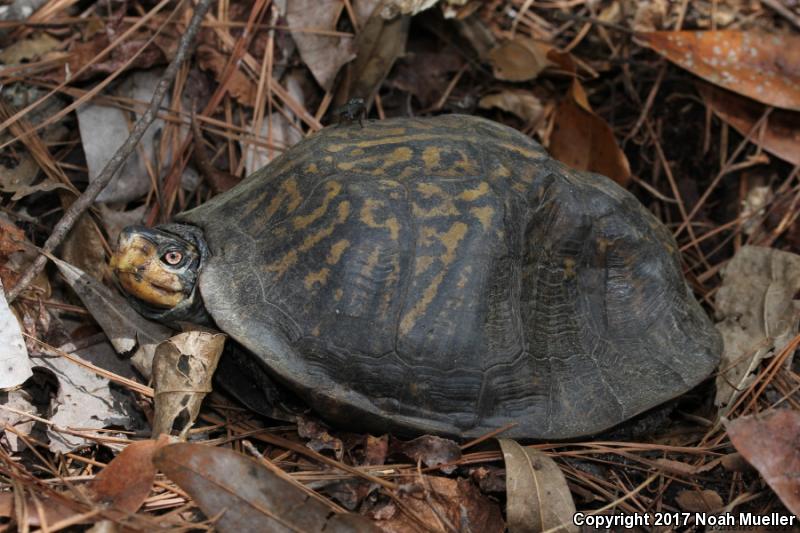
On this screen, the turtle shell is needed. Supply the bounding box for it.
[177,114,721,439]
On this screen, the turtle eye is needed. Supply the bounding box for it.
[162,250,184,266]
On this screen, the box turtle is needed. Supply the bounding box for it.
[111,114,721,439]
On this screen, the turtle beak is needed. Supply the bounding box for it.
[111,227,188,309]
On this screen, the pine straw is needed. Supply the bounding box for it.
[1,0,799,529]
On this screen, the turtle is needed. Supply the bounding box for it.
[110,114,722,439]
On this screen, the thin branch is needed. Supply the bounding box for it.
[7,0,214,303]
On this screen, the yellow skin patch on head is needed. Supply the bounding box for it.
[399,222,468,335]
[326,239,350,265]
[304,267,330,290]
[110,235,186,308]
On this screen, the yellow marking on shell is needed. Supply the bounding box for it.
[264,201,351,278]
[243,177,303,220]
[305,163,319,174]
[497,142,546,160]
[399,222,468,335]
[300,202,350,252]
[361,247,381,280]
[470,206,494,231]
[326,133,442,152]
[491,165,511,179]
[380,255,400,314]
[563,258,576,279]
[350,148,365,156]
[414,256,435,275]
[416,182,444,198]
[360,199,400,240]
[304,267,330,290]
[512,182,528,194]
[326,239,350,264]
[336,146,412,174]
[292,181,341,230]
[459,182,490,201]
[334,288,343,301]
[457,266,472,289]
[412,200,459,219]
[422,146,441,169]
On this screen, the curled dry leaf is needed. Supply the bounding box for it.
[499,439,578,533]
[726,409,800,515]
[297,416,344,460]
[479,91,544,125]
[0,32,60,64]
[675,489,723,513]
[636,31,800,111]
[152,330,226,438]
[154,442,382,533]
[90,435,171,513]
[374,476,504,533]
[196,45,257,106]
[337,5,409,106]
[698,83,800,166]
[392,434,461,473]
[286,0,356,91]
[488,37,550,82]
[714,246,800,410]
[0,278,32,389]
[548,80,631,186]
[49,255,172,377]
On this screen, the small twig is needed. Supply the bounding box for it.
[7,0,214,303]
[761,0,800,30]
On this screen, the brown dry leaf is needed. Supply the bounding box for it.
[286,0,356,91]
[548,80,631,186]
[714,246,800,410]
[636,31,800,111]
[374,476,504,533]
[499,439,577,533]
[675,489,723,512]
[698,83,800,166]
[0,492,82,528]
[154,442,382,532]
[337,6,410,106]
[479,91,544,125]
[90,436,171,513]
[60,195,106,283]
[297,416,344,460]
[392,435,461,473]
[364,434,388,466]
[65,34,165,82]
[196,45,256,106]
[653,458,700,476]
[0,217,25,259]
[152,331,226,438]
[50,255,172,378]
[0,32,61,64]
[488,37,550,82]
[726,409,800,515]
[389,49,460,108]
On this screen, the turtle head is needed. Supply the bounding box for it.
[110,223,210,324]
